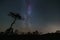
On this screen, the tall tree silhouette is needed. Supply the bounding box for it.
[5,12,22,34]
[8,12,22,28]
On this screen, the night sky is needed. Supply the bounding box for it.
[0,0,60,33]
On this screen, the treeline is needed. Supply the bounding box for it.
[0,30,60,40]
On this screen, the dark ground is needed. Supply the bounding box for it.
[0,31,60,40]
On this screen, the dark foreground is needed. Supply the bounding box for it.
[0,32,60,40]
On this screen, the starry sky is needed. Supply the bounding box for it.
[0,0,60,33]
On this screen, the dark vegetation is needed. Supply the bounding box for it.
[0,30,60,40]
[0,12,60,40]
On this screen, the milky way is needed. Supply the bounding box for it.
[22,0,32,32]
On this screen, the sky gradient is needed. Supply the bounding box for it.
[0,0,60,33]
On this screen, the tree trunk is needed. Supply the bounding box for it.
[10,18,16,28]
[5,18,16,34]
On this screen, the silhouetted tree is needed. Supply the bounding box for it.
[33,30,39,35]
[27,32,32,35]
[56,30,60,33]
[35,30,39,34]
[5,12,22,34]
[8,12,22,28]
